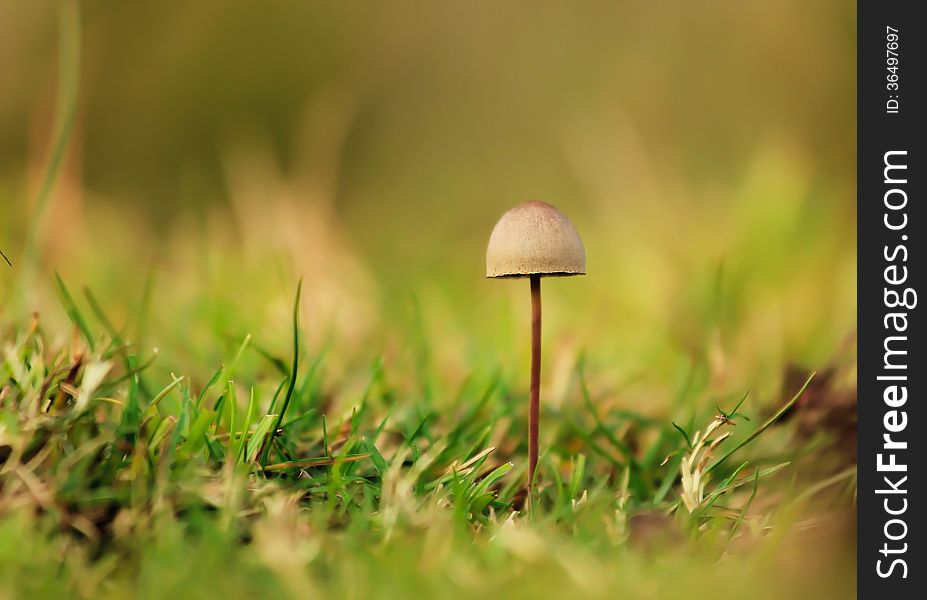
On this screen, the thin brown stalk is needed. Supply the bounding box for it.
[528,275,541,493]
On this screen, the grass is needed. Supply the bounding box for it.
[0,275,856,599]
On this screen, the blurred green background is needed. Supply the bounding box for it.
[1,0,855,404]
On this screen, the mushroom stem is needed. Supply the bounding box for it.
[528,274,541,495]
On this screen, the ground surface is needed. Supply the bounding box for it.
[0,265,856,599]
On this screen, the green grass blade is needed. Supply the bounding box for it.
[705,372,815,475]
[22,0,81,270]
[54,272,95,351]
[246,414,277,464]
[261,280,302,466]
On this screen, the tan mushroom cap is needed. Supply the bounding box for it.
[486,201,586,278]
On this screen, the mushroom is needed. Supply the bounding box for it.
[486,201,586,498]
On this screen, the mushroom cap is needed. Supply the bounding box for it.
[486,201,586,278]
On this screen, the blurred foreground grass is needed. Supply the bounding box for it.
[1,1,855,598]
